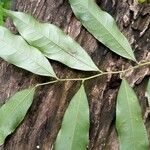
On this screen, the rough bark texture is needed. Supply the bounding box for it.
[0,0,150,150]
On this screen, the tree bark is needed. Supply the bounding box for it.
[0,0,150,150]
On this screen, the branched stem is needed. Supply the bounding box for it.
[35,61,150,88]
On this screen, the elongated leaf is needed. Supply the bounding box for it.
[116,79,149,150]
[55,85,89,150]
[0,88,35,145]
[0,26,56,77]
[5,10,99,72]
[69,0,136,61]
[147,79,150,106]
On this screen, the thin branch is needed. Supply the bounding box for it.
[35,61,150,87]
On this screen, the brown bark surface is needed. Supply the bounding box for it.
[0,0,150,150]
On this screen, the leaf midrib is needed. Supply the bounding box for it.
[28,46,55,77]
[124,81,136,150]
[69,87,84,150]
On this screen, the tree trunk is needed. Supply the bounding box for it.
[0,0,150,149]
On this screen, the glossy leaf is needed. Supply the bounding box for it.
[0,88,35,145]
[116,79,149,150]
[5,10,99,72]
[0,26,56,77]
[55,85,89,150]
[69,0,136,61]
[147,79,150,106]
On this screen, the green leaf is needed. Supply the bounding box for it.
[0,0,11,9]
[147,79,150,106]
[0,88,35,145]
[69,0,136,62]
[0,26,57,78]
[0,0,11,26]
[55,84,89,150]
[138,0,146,3]
[116,79,149,150]
[0,4,4,25]
[5,10,99,72]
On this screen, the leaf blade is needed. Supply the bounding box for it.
[0,26,56,77]
[55,85,89,150]
[69,0,136,61]
[5,10,99,72]
[0,0,11,9]
[116,79,149,150]
[0,88,35,145]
